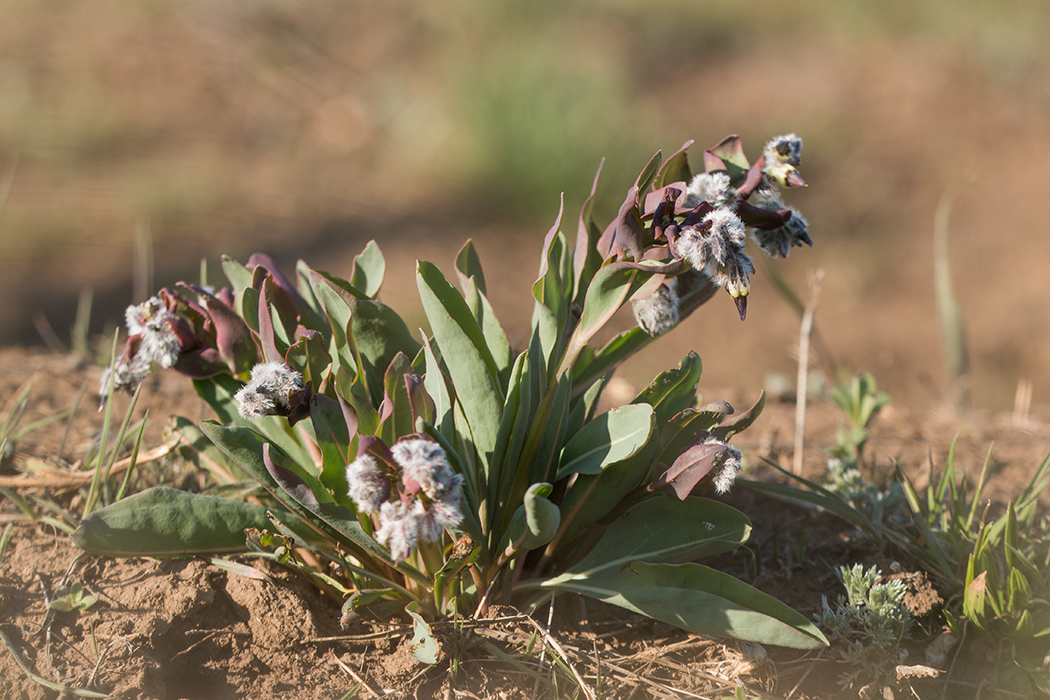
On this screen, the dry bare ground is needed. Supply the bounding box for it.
[1,348,1048,699]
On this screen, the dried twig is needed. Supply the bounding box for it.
[793,270,824,474]
[0,439,179,489]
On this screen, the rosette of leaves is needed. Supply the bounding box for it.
[74,137,826,650]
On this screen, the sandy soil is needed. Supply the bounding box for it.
[1,348,1048,699]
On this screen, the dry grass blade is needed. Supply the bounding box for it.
[0,438,179,489]
[329,650,386,697]
[523,615,596,700]
[793,269,823,474]
[0,626,108,698]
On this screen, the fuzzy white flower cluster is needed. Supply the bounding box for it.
[677,208,754,301]
[234,362,305,419]
[100,296,183,401]
[345,439,463,562]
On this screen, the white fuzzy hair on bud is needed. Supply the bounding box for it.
[684,172,735,209]
[235,362,305,420]
[632,279,679,336]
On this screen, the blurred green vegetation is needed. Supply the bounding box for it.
[0,0,1048,410]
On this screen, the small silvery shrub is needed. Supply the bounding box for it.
[74,136,827,650]
[816,564,912,690]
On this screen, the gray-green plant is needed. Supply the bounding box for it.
[48,581,98,614]
[816,563,912,690]
[748,438,1050,691]
[828,372,889,468]
[72,136,828,650]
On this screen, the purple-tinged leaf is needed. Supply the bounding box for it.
[706,134,750,171]
[173,347,228,379]
[711,392,765,442]
[649,439,727,500]
[573,159,605,302]
[286,383,312,427]
[736,164,765,197]
[642,184,686,217]
[612,186,644,261]
[703,151,727,173]
[737,200,792,230]
[536,196,565,282]
[263,442,320,507]
[405,373,435,428]
[198,291,258,376]
[652,140,693,190]
[257,281,283,363]
[248,253,309,307]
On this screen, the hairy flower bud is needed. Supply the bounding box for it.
[750,207,811,258]
[711,443,743,494]
[632,279,679,336]
[392,439,462,503]
[683,172,735,209]
[762,133,806,188]
[235,362,305,420]
[712,251,754,300]
[676,208,747,271]
[345,454,390,514]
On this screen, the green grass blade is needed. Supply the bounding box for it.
[0,627,108,698]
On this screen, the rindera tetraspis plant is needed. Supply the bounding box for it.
[73,135,827,650]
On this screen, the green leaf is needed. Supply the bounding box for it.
[454,239,487,296]
[350,240,386,298]
[531,226,571,372]
[573,161,605,305]
[464,277,512,386]
[417,261,503,464]
[576,263,644,347]
[633,352,703,425]
[407,608,440,665]
[572,327,652,392]
[549,496,751,583]
[634,150,663,199]
[504,483,561,553]
[199,422,393,563]
[222,255,255,295]
[556,438,660,546]
[310,394,354,505]
[652,140,694,190]
[379,352,415,443]
[71,487,315,556]
[311,275,362,377]
[555,404,655,480]
[711,392,765,442]
[421,336,453,436]
[285,330,333,392]
[350,298,421,403]
[554,561,827,649]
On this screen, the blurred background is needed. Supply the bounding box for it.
[1,0,1048,411]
